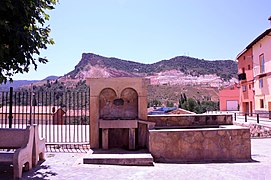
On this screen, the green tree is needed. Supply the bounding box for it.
[178,94,219,114]
[183,93,187,101]
[148,99,162,107]
[166,101,174,107]
[187,98,197,112]
[180,93,185,104]
[0,0,57,83]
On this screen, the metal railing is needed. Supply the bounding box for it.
[0,87,90,144]
[236,112,271,124]
[205,110,271,124]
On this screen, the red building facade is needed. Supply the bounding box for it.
[219,84,239,111]
[236,47,254,115]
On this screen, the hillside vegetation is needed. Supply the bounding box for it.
[3,53,237,109]
[66,53,237,81]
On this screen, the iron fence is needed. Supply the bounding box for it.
[0,87,90,144]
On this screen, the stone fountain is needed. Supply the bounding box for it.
[85,77,251,164]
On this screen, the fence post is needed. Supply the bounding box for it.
[29,83,34,125]
[257,114,259,124]
[234,113,236,121]
[245,113,247,122]
[8,87,13,128]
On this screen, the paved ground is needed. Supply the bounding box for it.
[235,114,271,128]
[206,111,271,128]
[1,138,271,180]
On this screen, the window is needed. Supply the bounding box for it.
[248,65,251,70]
[259,78,263,88]
[249,84,251,89]
[259,54,265,73]
[242,85,246,92]
[260,99,264,108]
[242,68,245,73]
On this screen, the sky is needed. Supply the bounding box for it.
[13,0,271,80]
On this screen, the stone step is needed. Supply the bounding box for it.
[83,152,154,166]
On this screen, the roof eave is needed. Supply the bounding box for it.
[246,28,271,49]
[236,28,271,60]
[236,49,248,60]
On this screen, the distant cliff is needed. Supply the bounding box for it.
[4,53,238,105]
[61,53,237,87]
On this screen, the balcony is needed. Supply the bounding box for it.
[254,66,266,77]
[238,73,246,81]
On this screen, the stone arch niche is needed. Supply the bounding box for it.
[120,88,138,120]
[99,87,138,120]
[99,88,117,120]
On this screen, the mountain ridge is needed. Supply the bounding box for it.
[62,53,237,87]
[1,53,237,90]
[1,53,238,105]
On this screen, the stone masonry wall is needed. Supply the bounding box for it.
[149,126,251,163]
[234,122,271,138]
[147,114,233,127]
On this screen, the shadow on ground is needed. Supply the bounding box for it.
[22,162,58,180]
[46,144,91,153]
[0,162,57,180]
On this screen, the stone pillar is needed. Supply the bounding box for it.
[90,96,99,148]
[137,123,146,148]
[138,96,147,120]
[138,121,155,149]
[102,128,109,149]
[129,128,135,150]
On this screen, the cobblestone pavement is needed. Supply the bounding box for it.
[1,138,271,180]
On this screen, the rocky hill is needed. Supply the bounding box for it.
[60,53,237,88]
[11,53,237,106]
